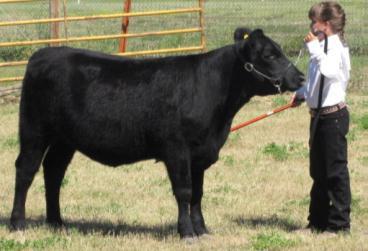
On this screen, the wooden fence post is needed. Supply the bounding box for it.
[199,0,206,52]
[49,0,60,46]
[119,0,131,53]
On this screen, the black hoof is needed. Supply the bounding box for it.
[193,225,209,236]
[10,219,26,231]
[181,236,199,245]
[198,233,212,240]
[46,219,64,229]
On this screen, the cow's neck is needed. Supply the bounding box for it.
[190,45,254,133]
[218,45,254,125]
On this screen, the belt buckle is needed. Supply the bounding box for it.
[322,107,332,115]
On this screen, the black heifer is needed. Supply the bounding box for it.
[10,28,304,238]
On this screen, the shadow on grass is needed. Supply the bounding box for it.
[232,215,301,232]
[0,216,177,239]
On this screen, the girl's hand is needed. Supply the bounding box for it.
[304,32,318,43]
[290,93,304,108]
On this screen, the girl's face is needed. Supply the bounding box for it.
[310,18,333,39]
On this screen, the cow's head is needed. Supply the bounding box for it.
[234,27,305,95]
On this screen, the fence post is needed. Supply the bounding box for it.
[199,0,206,52]
[119,0,131,53]
[49,0,60,46]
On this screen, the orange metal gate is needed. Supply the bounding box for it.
[0,0,206,94]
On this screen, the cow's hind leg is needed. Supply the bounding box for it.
[10,134,48,230]
[164,146,194,239]
[43,142,75,227]
[190,168,209,236]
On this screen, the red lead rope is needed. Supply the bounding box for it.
[230,103,293,132]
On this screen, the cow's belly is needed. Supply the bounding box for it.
[57,123,155,166]
[76,144,155,167]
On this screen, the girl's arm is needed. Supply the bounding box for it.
[306,39,341,79]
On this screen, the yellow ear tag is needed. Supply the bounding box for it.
[243,34,249,40]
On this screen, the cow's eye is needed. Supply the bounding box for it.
[264,55,276,60]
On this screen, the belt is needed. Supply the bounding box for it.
[310,102,346,117]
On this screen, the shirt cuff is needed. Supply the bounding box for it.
[295,86,305,100]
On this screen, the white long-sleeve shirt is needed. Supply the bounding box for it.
[296,34,351,109]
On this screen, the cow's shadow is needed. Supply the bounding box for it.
[232,215,301,232]
[0,216,176,239]
[0,214,301,237]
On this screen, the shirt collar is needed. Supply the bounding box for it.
[320,34,342,48]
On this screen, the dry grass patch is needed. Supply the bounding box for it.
[0,94,367,250]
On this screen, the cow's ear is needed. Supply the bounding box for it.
[234,27,253,42]
[250,29,265,38]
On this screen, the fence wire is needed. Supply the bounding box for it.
[0,0,367,91]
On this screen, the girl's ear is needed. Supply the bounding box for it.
[234,27,253,42]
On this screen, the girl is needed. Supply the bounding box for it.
[291,1,351,234]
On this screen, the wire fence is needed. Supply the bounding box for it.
[0,0,367,94]
[203,0,368,91]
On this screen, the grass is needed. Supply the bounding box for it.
[0,236,69,251]
[0,1,368,250]
[262,141,308,161]
[1,135,18,150]
[263,142,289,161]
[0,94,367,250]
[358,114,368,130]
[272,96,288,106]
[251,231,298,250]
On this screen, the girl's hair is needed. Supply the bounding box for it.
[309,1,346,43]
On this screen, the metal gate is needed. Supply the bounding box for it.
[0,0,206,96]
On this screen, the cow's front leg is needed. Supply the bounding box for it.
[164,148,194,239]
[191,168,209,236]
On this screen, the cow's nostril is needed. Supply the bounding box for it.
[299,75,306,82]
